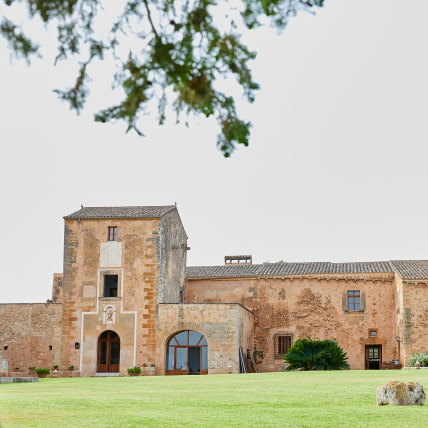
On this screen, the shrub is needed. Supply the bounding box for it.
[127,367,141,376]
[284,338,350,371]
[35,368,51,376]
[409,352,428,367]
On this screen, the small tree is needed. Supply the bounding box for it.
[284,338,349,371]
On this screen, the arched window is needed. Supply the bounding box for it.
[166,330,208,375]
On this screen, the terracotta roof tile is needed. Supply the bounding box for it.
[186,261,394,279]
[390,260,428,280]
[64,205,176,219]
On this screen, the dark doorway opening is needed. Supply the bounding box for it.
[365,345,381,369]
[188,347,201,374]
[97,330,120,372]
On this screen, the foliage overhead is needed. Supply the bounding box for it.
[284,337,350,371]
[1,0,324,156]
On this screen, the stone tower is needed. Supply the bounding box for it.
[60,206,187,376]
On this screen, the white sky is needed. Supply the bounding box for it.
[1,1,428,302]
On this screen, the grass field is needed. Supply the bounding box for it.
[1,370,428,427]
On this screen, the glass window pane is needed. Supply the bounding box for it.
[110,342,120,364]
[176,348,187,370]
[201,347,208,370]
[175,331,188,345]
[189,330,201,345]
[167,347,174,370]
[199,336,208,346]
[100,341,106,364]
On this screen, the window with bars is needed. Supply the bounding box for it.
[108,226,118,241]
[274,333,292,359]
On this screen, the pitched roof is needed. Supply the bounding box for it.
[64,205,176,219]
[186,261,394,279]
[390,260,428,280]
[186,265,260,279]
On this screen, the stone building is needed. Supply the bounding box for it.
[1,205,428,376]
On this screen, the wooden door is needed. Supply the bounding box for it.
[365,345,381,370]
[98,331,120,373]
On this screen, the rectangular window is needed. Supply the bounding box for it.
[104,274,118,297]
[108,227,118,241]
[274,333,292,359]
[347,290,360,311]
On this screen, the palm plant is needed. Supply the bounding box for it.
[284,338,349,371]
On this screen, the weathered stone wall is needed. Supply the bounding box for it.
[157,303,254,374]
[185,273,398,370]
[0,303,62,374]
[52,273,63,303]
[396,279,428,366]
[158,208,188,303]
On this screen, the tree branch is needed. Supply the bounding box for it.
[142,0,159,38]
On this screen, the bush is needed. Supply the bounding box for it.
[35,368,51,376]
[284,338,350,371]
[409,352,428,367]
[127,367,141,376]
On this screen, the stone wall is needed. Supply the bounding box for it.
[60,217,160,372]
[397,279,428,366]
[52,273,63,303]
[185,272,398,370]
[157,303,254,374]
[60,211,187,374]
[0,303,62,374]
[158,208,188,304]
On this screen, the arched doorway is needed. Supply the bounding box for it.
[166,330,208,375]
[97,330,120,373]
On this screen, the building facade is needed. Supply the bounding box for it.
[1,205,428,376]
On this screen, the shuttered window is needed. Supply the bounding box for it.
[342,290,365,312]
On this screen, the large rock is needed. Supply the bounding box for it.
[376,381,426,406]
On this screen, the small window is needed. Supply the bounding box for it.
[274,333,292,359]
[108,227,118,241]
[347,290,360,311]
[104,275,118,297]
[369,329,377,337]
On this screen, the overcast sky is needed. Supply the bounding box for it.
[1,1,428,302]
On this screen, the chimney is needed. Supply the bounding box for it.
[224,255,252,265]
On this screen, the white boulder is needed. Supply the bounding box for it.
[376,381,425,406]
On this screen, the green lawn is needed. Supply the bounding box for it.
[1,370,428,427]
